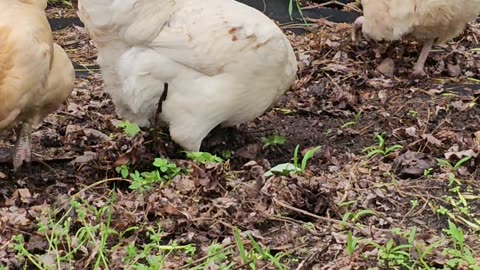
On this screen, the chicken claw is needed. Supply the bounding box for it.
[352,16,364,42]
[409,69,428,78]
[12,123,32,171]
[411,39,434,78]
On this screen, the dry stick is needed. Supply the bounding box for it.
[357,123,375,134]
[325,72,343,93]
[184,217,306,269]
[472,29,479,44]
[179,244,237,269]
[272,198,342,224]
[419,107,432,153]
[294,241,330,270]
[70,178,131,200]
[231,260,256,270]
[83,242,103,270]
[400,197,430,225]
[281,23,312,31]
[295,259,308,270]
[271,197,389,235]
[303,0,362,13]
[4,225,34,236]
[393,99,414,115]
[420,117,449,153]
[31,153,61,178]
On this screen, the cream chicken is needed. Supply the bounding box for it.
[352,0,480,77]
[0,0,75,170]
[77,0,297,152]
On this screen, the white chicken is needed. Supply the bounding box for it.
[0,0,75,170]
[77,0,297,152]
[352,0,480,77]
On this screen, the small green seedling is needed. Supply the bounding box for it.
[410,200,419,208]
[186,152,224,164]
[188,243,235,270]
[362,133,403,159]
[264,163,301,177]
[446,220,465,251]
[436,156,472,171]
[115,164,130,179]
[233,227,287,270]
[264,145,321,177]
[261,135,287,149]
[152,158,182,180]
[423,167,433,177]
[443,220,480,269]
[116,158,182,192]
[341,111,362,128]
[346,231,360,257]
[408,110,418,118]
[364,228,421,269]
[117,120,141,138]
[341,210,377,229]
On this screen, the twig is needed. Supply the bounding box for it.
[70,178,131,200]
[295,258,308,270]
[303,0,362,13]
[272,197,341,224]
[179,243,236,269]
[294,241,330,270]
[271,197,386,235]
[33,156,61,178]
[154,82,169,125]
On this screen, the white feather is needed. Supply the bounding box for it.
[78,0,297,151]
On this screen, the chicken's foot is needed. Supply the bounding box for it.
[351,16,364,43]
[411,39,434,78]
[13,122,32,171]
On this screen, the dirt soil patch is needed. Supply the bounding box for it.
[1,3,480,270]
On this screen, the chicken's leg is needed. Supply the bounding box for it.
[411,39,434,78]
[12,122,32,171]
[351,16,364,43]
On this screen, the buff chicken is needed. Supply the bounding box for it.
[352,0,480,77]
[77,0,297,152]
[0,0,75,170]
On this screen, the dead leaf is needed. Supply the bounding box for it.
[376,57,395,77]
[394,151,437,179]
[176,177,196,192]
[70,151,97,165]
[84,128,111,142]
[444,149,478,160]
[421,134,442,147]
[447,63,461,77]
[405,127,417,137]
